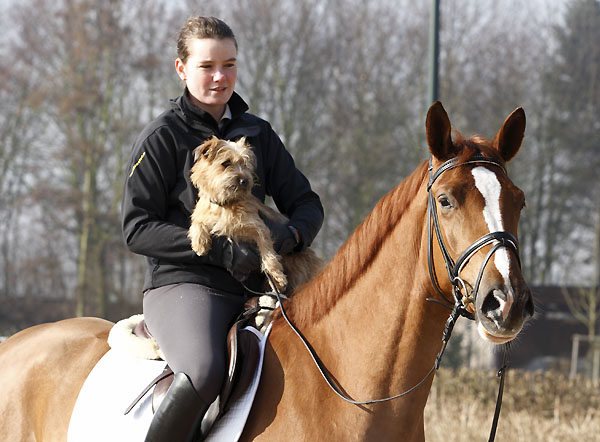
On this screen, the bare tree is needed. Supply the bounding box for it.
[2,0,598,329]
[4,0,182,316]
[0,63,38,297]
[530,0,600,285]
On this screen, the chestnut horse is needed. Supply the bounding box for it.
[0,102,534,442]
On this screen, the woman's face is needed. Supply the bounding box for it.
[175,37,238,120]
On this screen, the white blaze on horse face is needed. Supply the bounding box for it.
[471,167,513,321]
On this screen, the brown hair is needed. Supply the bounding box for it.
[176,16,238,64]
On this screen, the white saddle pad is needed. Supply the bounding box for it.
[68,326,270,442]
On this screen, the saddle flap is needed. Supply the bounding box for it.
[220,319,241,407]
[220,327,261,415]
[130,316,262,420]
[151,366,174,413]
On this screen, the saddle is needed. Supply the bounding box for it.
[123,298,265,435]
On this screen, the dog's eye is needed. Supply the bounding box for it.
[221,160,231,168]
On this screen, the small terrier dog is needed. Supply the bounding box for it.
[188,136,323,293]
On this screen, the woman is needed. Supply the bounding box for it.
[121,16,323,442]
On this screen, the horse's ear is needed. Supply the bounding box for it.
[492,107,526,162]
[426,101,454,160]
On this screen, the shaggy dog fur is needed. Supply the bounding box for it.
[188,136,323,293]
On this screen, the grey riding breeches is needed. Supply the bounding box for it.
[143,283,247,404]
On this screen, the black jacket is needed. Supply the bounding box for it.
[122,90,324,294]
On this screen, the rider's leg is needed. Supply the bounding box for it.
[143,283,246,442]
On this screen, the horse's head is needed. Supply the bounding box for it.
[425,101,534,344]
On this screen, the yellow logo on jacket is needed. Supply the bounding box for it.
[129,152,146,177]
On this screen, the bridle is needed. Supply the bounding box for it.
[265,154,521,441]
[426,154,521,328]
[424,154,521,442]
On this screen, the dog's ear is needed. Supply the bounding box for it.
[230,137,248,155]
[235,137,256,170]
[194,136,220,161]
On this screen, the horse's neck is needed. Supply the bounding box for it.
[269,190,448,436]
[310,198,445,394]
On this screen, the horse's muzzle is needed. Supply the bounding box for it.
[476,284,534,343]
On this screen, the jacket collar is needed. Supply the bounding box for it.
[171,88,249,131]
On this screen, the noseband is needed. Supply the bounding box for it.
[426,155,521,322]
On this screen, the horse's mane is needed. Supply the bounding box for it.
[284,160,430,329]
[282,132,503,329]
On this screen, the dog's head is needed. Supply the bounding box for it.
[190,136,257,205]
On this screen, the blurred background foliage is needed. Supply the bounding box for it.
[0,0,598,319]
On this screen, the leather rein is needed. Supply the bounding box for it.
[268,154,520,441]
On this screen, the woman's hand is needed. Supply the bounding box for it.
[209,237,261,281]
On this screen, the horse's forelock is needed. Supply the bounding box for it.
[452,132,506,165]
[284,161,430,328]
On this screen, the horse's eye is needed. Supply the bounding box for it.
[438,195,453,209]
[221,160,232,168]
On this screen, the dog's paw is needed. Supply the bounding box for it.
[190,240,204,256]
[188,227,211,256]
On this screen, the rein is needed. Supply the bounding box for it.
[266,274,438,406]
[263,154,518,439]
[426,155,518,442]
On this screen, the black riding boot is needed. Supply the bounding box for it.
[144,372,209,442]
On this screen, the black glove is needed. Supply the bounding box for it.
[259,213,299,255]
[208,236,261,282]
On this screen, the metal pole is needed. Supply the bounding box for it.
[570,334,580,378]
[593,342,599,385]
[428,0,440,105]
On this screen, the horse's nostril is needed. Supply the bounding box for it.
[524,296,535,319]
[481,292,501,316]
